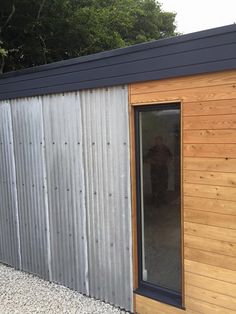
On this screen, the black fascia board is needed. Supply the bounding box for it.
[0,24,236,100]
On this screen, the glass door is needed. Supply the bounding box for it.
[135,103,182,308]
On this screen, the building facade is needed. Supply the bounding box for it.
[0,24,236,313]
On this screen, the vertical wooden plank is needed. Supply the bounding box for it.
[180,101,185,308]
[128,85,138,314]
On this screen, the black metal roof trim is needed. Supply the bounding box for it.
[0,24,236,100]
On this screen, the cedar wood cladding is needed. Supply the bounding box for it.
[0,24,236,100]
[130,69,236,314]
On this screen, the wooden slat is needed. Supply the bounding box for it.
[184,129,236,143]
[135,294,186,314]
[184,170,236,187]
[184,208,236,229]
[184,143,236,158]
[184,182,236,202]
[131,70,236,314]
[130,70,236,95]
[185,247,236,271]
[183,99,236,117]
[185,284,236,311]
[186,296,236,314]
[185,234,236,257]
[184,222,236,243]
[184,196,236,216]
[184,114,236,130]
[130,84,236,104]
[185,272,236,298]
[184,157,236,173]
[185,260,236,284]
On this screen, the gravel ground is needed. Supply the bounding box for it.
[0,263,128,314]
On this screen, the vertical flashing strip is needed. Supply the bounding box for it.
[9,101,22,269]
[41,96,52,281]
[80,91,91,296]
[125,87,134,312]
[76,91,89,295]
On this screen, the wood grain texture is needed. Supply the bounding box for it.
[185,247,236,271]
[184,182,236,202]
[184,170,236,187]
[185,284,236,311]
[184,129,236,143]
[185,296,236,314]
[130,70,236,314]
[135,294,186,314]
[185,272,236,298]
[135,293,236,314]
[184,222,236,243]
[184,196,236,216]
[183,99,236,117]
[131,70,236,95]
[184,114,236,130]
[184,157,236,173]
[130,84,236,104]
[184,143,236,158]
[184,234,236,257]
[184,208,236,229]
[185,260,236,284]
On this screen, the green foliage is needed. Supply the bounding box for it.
[0,0,177,73]
[0,45,7,57]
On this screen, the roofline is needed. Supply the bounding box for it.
[0,24,236,101]
[1,24,235,79]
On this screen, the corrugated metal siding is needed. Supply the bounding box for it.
[42,93,89,293]
[0,101,21,268]
[0,86,132,311]
[11,97,49,279]
[80,86,132,310]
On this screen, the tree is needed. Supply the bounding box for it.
[0,0,177,73]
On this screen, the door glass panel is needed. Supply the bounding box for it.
[138,104,181,293]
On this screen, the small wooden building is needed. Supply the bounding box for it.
[0,24,236,313]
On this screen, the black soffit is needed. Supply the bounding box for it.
[0,24,236,100]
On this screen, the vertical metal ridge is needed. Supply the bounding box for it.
[80,86,132,311]
[80,92,90,296]
[9,101,22,270]
[0,101,20,268]
[42,92,88,293]
[81,90,97,298]
[0,86,132,312]
[11,97,48,279]
[40,96,52,281]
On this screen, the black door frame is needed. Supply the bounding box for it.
[134,103,183,309]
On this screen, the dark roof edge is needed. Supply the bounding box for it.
[1,24,235,79]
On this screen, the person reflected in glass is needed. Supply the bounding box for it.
[144,136,172,206]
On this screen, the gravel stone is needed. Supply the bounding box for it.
[0,263,129,314]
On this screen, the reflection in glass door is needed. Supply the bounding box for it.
[135,103,182,307]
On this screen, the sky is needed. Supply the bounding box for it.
[160,0,236,34]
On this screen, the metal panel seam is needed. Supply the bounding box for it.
[80,92,90,296]
[9,100,22,269]
[76,91,90,296]
[40,96,52,281]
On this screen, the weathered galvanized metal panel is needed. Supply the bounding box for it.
[0,101,21,268]
[80,86,132,311]
[0,86,132,311]
[11,97,49,279]
[42,93,89,294]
